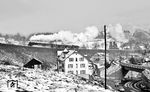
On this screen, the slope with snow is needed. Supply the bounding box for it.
[100,61,122,80]
[0,65,114,92]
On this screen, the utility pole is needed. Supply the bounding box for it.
[104,25,107,89]
[57,56,59,73]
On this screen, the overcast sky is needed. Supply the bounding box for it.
[0,0,150,35]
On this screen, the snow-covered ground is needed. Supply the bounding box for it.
[0,65,114,92]
[100,63,121,79]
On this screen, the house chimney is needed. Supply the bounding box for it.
[63,48,69,54]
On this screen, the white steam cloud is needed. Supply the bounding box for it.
[107,24,128,42]
[30,26,99,47]
[30,24,128,48]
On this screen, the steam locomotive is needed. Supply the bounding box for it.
[28,41,79,50]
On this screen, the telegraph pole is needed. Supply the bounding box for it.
[104,25,107,89]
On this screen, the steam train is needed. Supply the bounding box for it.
[28,41,79,50]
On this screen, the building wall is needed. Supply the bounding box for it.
[65,53,92,75]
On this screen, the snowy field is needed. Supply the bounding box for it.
[0,65,114,92]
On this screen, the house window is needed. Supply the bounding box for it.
[76,64,78,68]
[76,58,78,62]
[80,64,85,68]
[89,65,93,70]
[69,58,74,62]
[79,57,84,61]
[68,71,74,74]
[68,64,73,68]
[80,70,86,74]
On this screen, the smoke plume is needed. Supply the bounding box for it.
[30,26,99,47]
[107,24,128,42]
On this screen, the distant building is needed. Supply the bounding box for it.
[121,43,145,50]
[57,49,96,78]
[88,38,120,50]
[109,41,119,49]
[0,37,6,44]
[124,30,131,39]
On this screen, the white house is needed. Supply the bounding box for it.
[57,49,94,77]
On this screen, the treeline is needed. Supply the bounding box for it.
[0,32,54,41]
[0,33,26,41]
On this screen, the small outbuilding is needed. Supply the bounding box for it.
[23,58,42,69]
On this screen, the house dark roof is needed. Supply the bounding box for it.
[23,58,43,67]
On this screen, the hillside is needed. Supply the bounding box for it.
[0,43,57,69]
[121,28,150,50]
[133,29,150,42]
